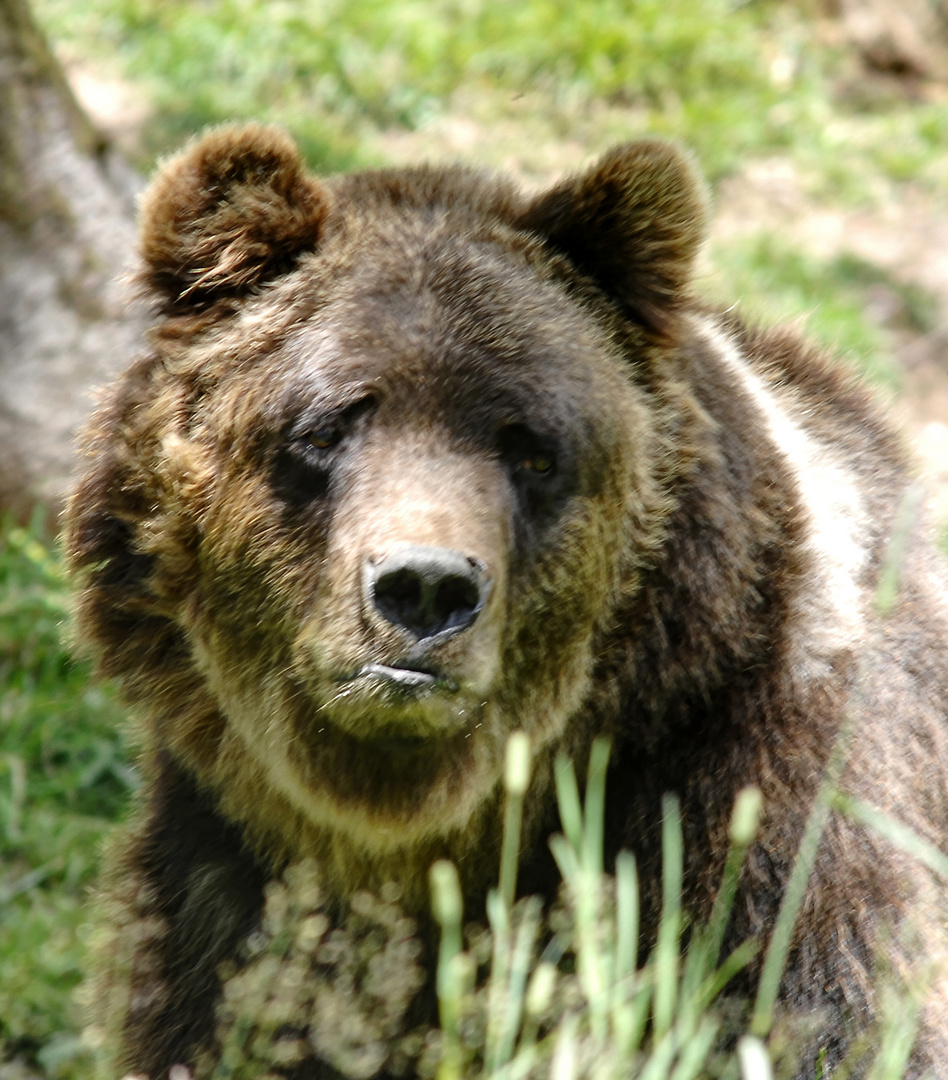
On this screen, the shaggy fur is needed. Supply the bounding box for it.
[65,124,948,1078]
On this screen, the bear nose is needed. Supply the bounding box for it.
[366,545,491,642]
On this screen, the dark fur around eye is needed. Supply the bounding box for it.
[269,447,332,507]
[497,423,559,484]
[270,396,375,505]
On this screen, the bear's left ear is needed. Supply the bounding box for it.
[519,140,707,341]
[138,123,328,312]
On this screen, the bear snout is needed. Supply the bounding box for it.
[364,545,492,644]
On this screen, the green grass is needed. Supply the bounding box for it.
[37,0,793,172]
[0,516,132,1079]
[706,238,939,391]
[33,0,948,192]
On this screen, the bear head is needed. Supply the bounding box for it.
[66,124,707,892]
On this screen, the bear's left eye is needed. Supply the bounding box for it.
[498,424,558,482]
[520,452,555,476]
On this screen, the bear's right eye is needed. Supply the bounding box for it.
[304,425,342,451]
[272,395,380,507]
[293,396,377,458]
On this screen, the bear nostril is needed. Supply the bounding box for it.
[377,569,424,620]
[369,547,490,642]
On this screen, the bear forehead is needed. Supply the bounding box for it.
[300,196,611,345]
[260,324,619,454]
[201,216,636,440]
[323,163,526,237]
[214,325,627,492]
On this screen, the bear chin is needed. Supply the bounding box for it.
[219,677,509,844]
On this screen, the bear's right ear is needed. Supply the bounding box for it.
[139,124,328,312]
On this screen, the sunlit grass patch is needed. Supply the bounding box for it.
[0,516,130,1079]
[706,235,937,391]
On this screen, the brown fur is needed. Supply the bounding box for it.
[65,124,948,1078]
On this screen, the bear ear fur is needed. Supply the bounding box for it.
[519,140,707,341]
[138,123,328,312]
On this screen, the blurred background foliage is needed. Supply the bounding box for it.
[0,516,130,1079]
[30,0,948,186]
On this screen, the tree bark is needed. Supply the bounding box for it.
[0,0,143,518]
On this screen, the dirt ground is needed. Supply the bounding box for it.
[68,67,948,528]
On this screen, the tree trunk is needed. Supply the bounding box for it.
[0,0,143,518]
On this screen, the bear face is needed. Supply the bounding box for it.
[67,126,702,867]
[173,224,649,846]
[65,125,948,1079]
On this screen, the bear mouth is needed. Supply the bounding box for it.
[286,664,493,824]
[301,659,478,757]
[351,662,459,696]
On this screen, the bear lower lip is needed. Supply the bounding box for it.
[361,663,436,687]
[354,663,458,693]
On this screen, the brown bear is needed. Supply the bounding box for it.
[65,123,948,1079]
